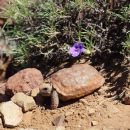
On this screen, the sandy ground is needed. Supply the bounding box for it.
[0,89,130,130]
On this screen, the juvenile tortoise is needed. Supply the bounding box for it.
[40,63,105,109]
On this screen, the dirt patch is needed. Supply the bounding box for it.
[0,92,130,130]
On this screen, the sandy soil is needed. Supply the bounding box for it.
[0,89,130,130]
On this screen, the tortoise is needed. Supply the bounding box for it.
[40,63,105,109]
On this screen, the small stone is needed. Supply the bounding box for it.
[65,110,74,117]
[79,98,88,105]
[91,121,98,126]
[88,108,95,116]
[31,88,40,97]
[0,101,23,127]
[123,92,130,105]
[11,92,36,112]
[97,86,108,95]
[50,110,56,115]
[56,126,65,130]
[108,114,112,118]
[52,115,65,126]
[93,92,98,96]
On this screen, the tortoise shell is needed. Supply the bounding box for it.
[51,63,105,101]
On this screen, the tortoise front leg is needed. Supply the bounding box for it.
[51,90,59,109]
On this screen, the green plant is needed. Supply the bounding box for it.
[124,31,130,54]
[2,0,129,71]
[108,4,130,22]
[3,0,33,23]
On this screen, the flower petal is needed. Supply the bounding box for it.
[69,47,80,57]
[80,48,85,53]
[69,42,85,57]
[73,42,84,49]
[71,51,80,57]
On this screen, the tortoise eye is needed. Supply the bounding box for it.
[43,87,48,91]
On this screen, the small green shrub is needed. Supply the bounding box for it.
[2,0,130,71]
[3,0,32,22]
[124,31,130,55]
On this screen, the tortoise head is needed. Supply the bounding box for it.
[40,83,53,97]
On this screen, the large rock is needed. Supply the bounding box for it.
[0,101,23,127]
[6,68,44,95]
[11,92,36,112]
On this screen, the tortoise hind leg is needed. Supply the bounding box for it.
[51,90,59,109]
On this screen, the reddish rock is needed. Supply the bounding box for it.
[6,68,44,95]
[123,88,130,105]
[123,96,130,105]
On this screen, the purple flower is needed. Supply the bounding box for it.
[69,42,85,57]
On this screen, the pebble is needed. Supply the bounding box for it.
[91,121,98,126]
[65,110,74,117]
[79,98,88,105]
[31,88,40,97]
[87,108,95,116]
[52,115,65,126]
